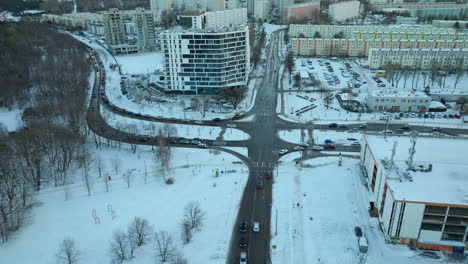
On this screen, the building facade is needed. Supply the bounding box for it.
[328,1,360,22]
[291,38,468,57]
[179,8,247,29]
[368,48,468,70]
[280,2,320,23]
[150,0,225,11]
[253,0,270,20]
[227,0,238,9]
[370,2,467,12]
[103,8,156,55]
[360,135,468,251]
[366,90,431,112]
[289,24,456,39]
[161,26,250,94]
[433,20,468,29]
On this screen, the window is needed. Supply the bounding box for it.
[421,223,443,231]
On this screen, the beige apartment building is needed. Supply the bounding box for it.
[291,38,468,57]
[289,24,455,39]
[42,12,104,29]
[368,48,468,70]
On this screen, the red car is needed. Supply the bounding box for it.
[454,114,461,119]
[265,174,272,179]
[324,143,336,150]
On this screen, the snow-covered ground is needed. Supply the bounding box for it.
[0,107,23,131]
[278,129,362,145]
[71,33,255,121]
[271,154,452,264]
[115,52,163,75]
[101,107,250,140]
[0,145,249,264]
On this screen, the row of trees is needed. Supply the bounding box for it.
[39,0,149,14]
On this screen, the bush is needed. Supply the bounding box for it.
[165,178,175,185]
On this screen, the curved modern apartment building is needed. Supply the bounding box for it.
[161,25,250,94]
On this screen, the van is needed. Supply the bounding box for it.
[358,237,368,253]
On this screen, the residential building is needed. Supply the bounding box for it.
[410,7,468,20]
[360,135,468,251]
[103,8,156,55]
[291,38,468,57]
[328,1,360,22]
[254,0,270,20]
[395,16,418,25]
[150,0,172,10]
[247,0,255,13]
[41,12,104,29]
[368,0,403,3]
[433,20,468,29]
[289,24,455,39]
[277,0,294,10]
[366,90,431,112]
[150,0,225,11]
[199,0,226,11]
[179,8,247,29]
[160,25,250,94]
[280,1,320,24]
[370,2,467,12]
[368,48,468,70]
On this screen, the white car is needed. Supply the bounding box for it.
[312,146,323,151]
[294,146,305,151]
[227,123,237,128]
[253,222,260,232]
[194,120,203,124]
[278,149,288,155]
[299,142,309,147]
[240,252,247,264]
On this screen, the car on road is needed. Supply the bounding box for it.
[227,123,237,128]
[400,125,411,130]
[239,237,247,248]
[294,146,305,151]
[381,130,393,134]
[92,93,97,98]
[355,226,362,237]
[139,136,150,142]
[359,124,367,129]
[212,118,221,122]
[432,127,441,131]
[197,143,207,148]
[278,149,288,155]
[339,124,349,129]
[300,142,309,147]
[240,222,247,233]
[328,123,338,128]
[194,120,203,124]
[256,181,264,189]
[179,139,190,144]
[265,174,272,179]
[253,222,260,232]
[313,146,323,151]
[191,139,201,145]
[240,252,247,264]
[324,143,336,150]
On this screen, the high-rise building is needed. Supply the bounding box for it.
[103,8,156,55]
[247,0,255,13]
[150,0,173,10]
[179,8,247,29]
[199,0,225,11]
[150,0,225,11]
[227,0,238,10]
[254,0,270,20]
[161,25,250,94]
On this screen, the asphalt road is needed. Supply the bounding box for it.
[83,33,468,264]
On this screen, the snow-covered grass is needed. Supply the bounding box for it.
[101,107,251,141]
[278,129,362,145]
[115,52,163,75]
[0,145,249,264]
[0,107,23,131]
[271,154,451,264]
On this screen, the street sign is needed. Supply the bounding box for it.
[272,245,277,250]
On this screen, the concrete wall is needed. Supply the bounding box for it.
[399,202,425,239]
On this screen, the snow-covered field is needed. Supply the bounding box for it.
[101,107,250,140]
[0,107,23,131]
[278,129,362,145]
[115,52,163,75]
[271,154,451,264]
[0,145,249,264]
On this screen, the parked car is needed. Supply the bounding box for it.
[339,124,349,129]
[400,125,410,130]
[227,123,237,128]
[191,139,201,145]
[253,222,260,232]
[212,118,221,122]
[179,139,190,144]
[432,127,441,131]
[313,146,324,151]
[355,226,363,237]
[328,123,338,128]
[278,149,288,155]
[194,120,203,124]
[265,174,272,179]
[294,146,305,151]
[198,143,207,148]
[324,143,336,150]
[359,124,367,129]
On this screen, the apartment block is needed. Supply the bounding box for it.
[368,48,468,70]
[289,24,456,39]
[103,8,156,55]
[161,26,250,94]
[432,20,468,29]
[150,0,225,11]
[328,1,360,22]
[42,12,103,29]
[280,2,320,23]
[254,0,270,20]
[291,38,468,57]
[179,8,247,29]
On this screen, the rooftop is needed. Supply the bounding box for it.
[364,135,468,206]
[369,90,430,98]
[162,24,247,34]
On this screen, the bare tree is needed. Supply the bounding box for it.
[453,60,464,89]
[217,87,246,110]
[184,201,205,231]
[56,237,80,264]
[154,130,172,182]
[110,230,129,262]
[111,158,121,177]
[171,251,188,264]
[95,155,105,180]
[128,217,153,247]
[181,220,192,244]
[154,230,175,263]
[77,146,93,196]
[284,51,294,74]
[293,72,301,90]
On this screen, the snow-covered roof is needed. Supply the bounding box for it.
[364,135,468,206]
[429,101,446,109]
[369,90,430,98]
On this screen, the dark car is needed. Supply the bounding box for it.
[239,237,247,248]
[328,123,338,128]
[139,136,149,142]
[339,124,349,129]
[256,181,264,189]
[400,125,410,130]
[355,226,362,237]
[212,118,221,122]
[240,222,247,233]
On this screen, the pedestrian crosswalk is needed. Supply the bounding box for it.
[252,161,275,169]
